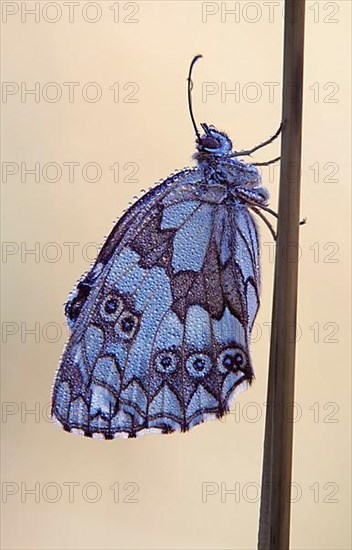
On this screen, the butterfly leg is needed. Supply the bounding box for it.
[231,123,283,158]
[252,156,281,166]
[260,205,306,226]
[251,199,306,225]
[251,207,277,241]
[251,205,306,241]
[255,204,278,219]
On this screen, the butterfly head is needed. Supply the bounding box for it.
[196,124,233,156]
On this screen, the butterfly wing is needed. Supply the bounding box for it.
[52,172,261,438]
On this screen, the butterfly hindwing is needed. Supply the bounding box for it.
[52,169,262,438]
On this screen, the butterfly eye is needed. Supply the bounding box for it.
[115,311,139,341]
[154,350,179,374]
[186,353,212,378]
[218,347,248,374]
[202,136,220,150]
[100,294,124,321]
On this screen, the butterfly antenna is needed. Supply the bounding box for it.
[187,55,202,141]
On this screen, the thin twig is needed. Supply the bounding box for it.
[258,2,306,549]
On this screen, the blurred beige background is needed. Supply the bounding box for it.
[1,1,351,549]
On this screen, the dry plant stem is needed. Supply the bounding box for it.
[258,1,306,549]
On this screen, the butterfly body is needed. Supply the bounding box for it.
[52,125,271,439]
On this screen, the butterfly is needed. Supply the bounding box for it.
[51,55,283,439]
